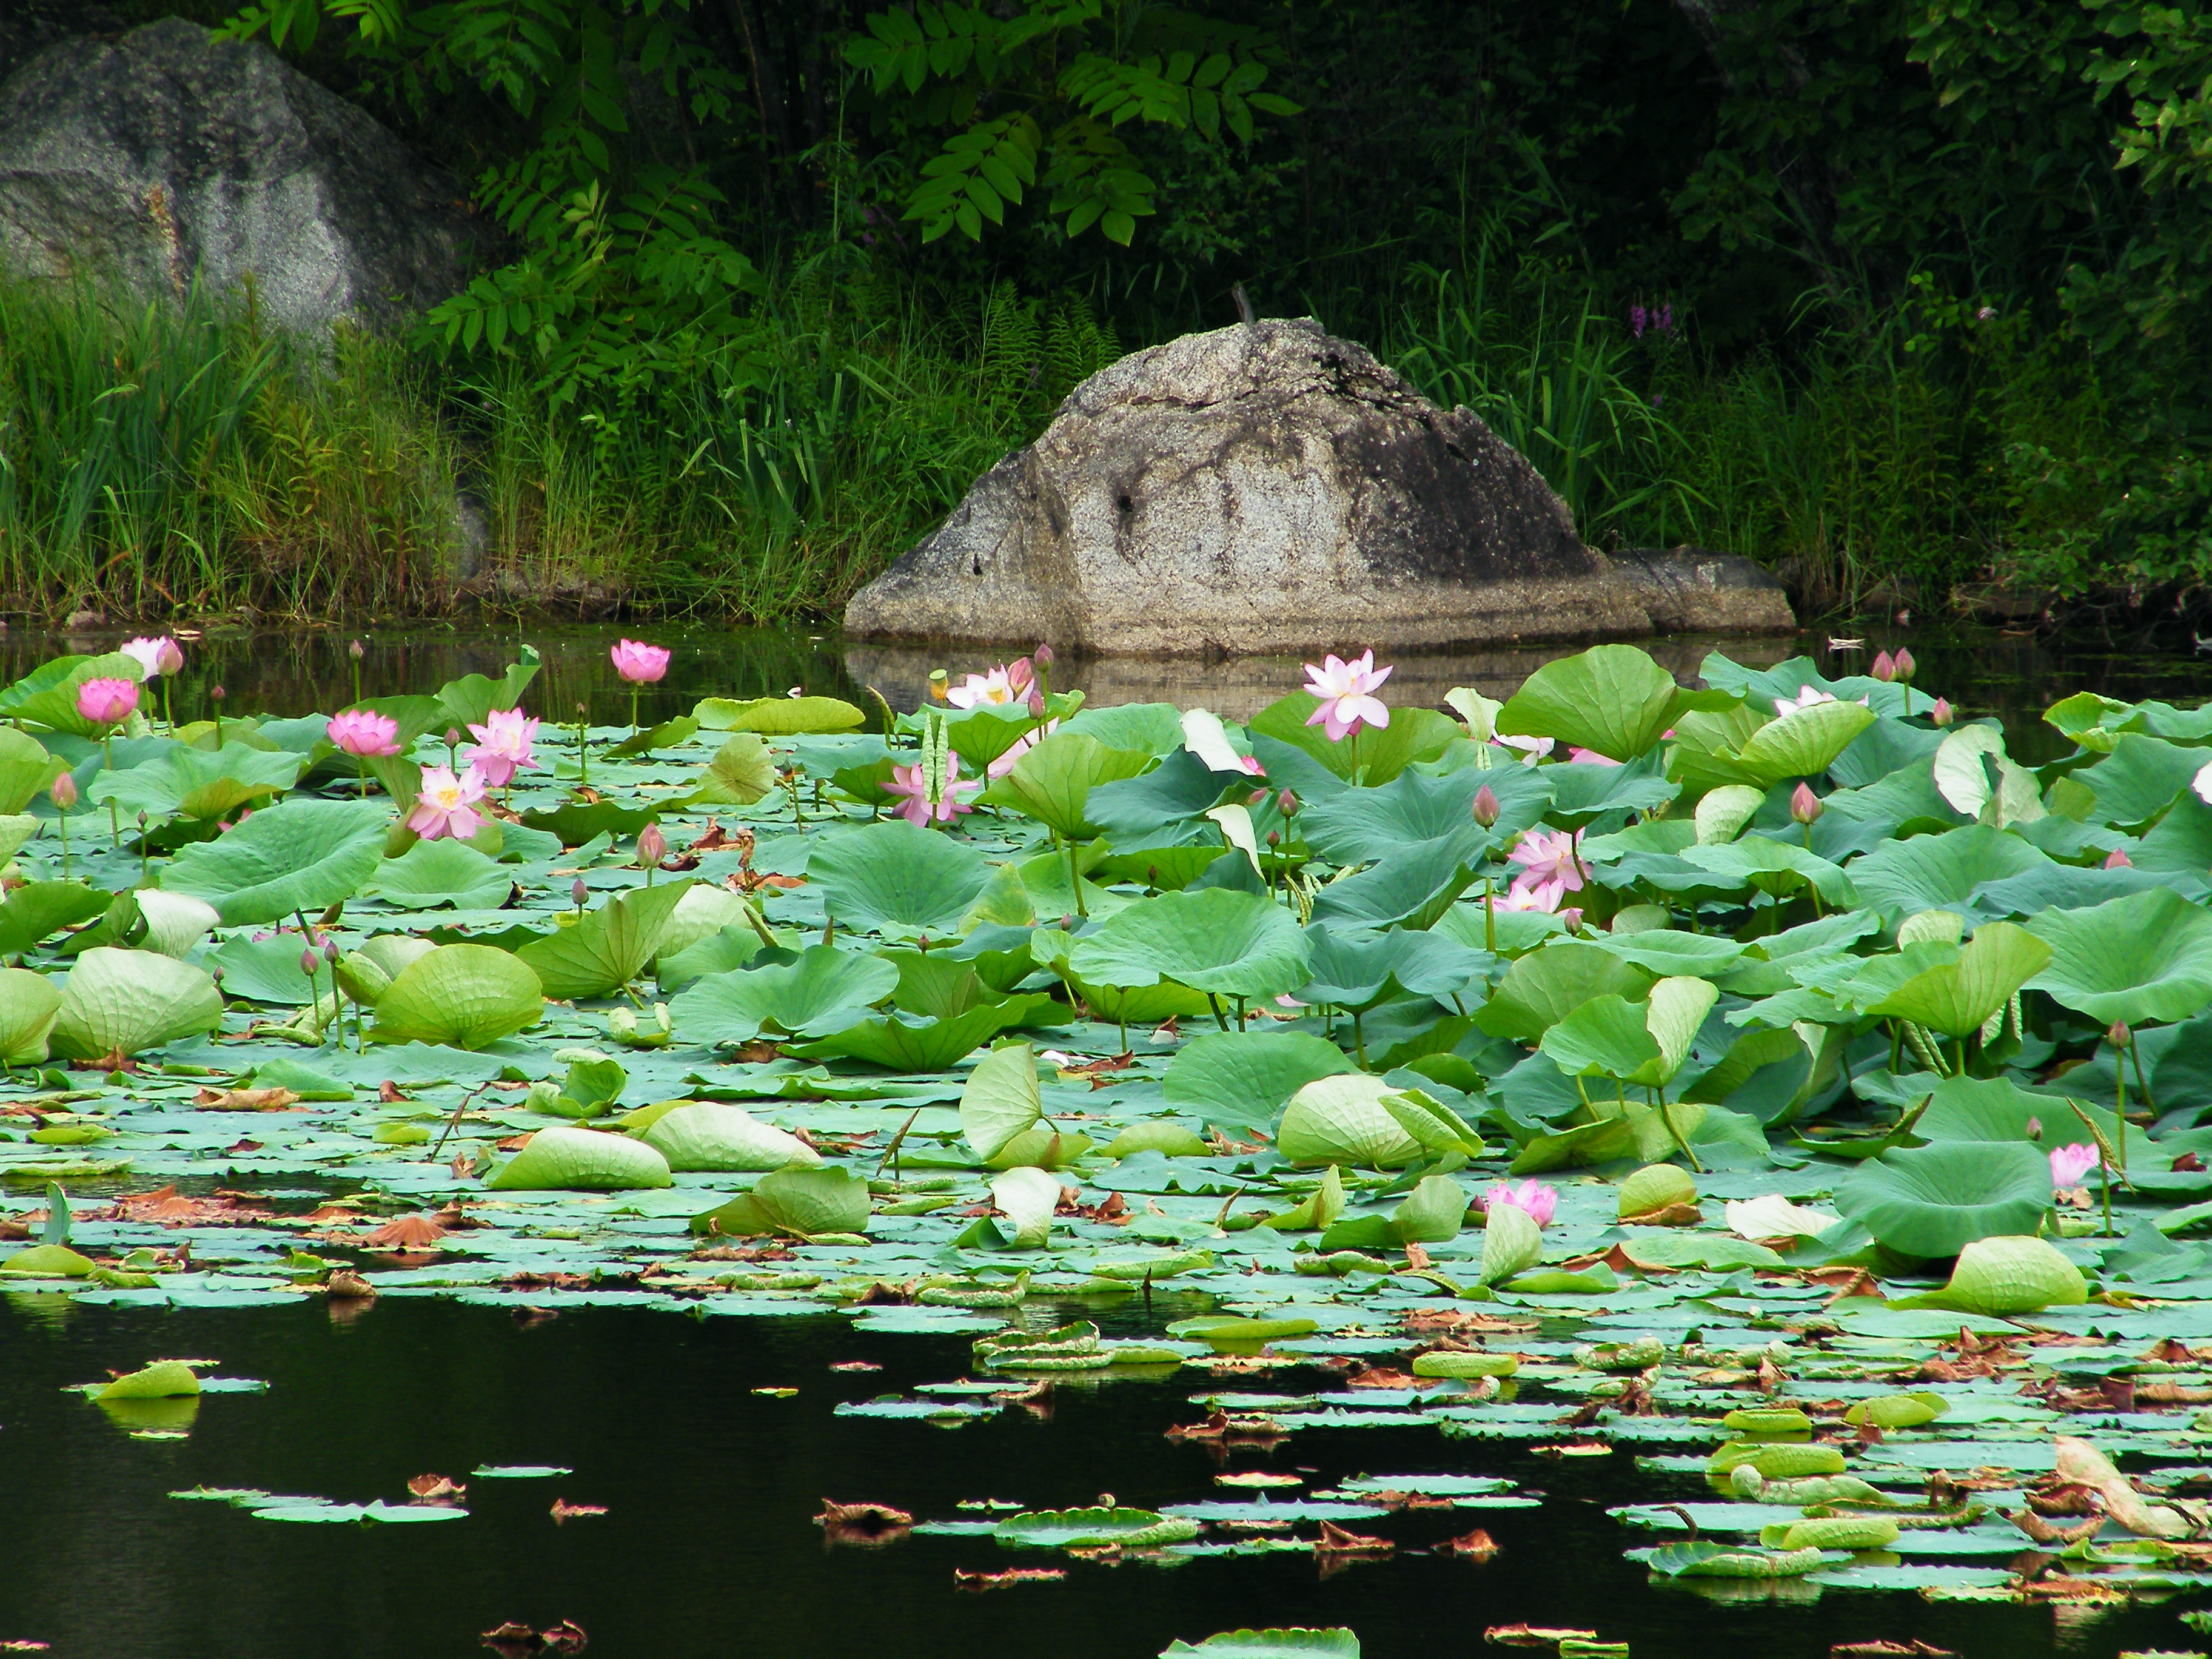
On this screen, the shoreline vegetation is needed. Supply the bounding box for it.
[1,2,2208,633]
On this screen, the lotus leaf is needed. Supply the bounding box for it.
[696,694,864,734]
[1862,920,2050,1037]
[996,1506,1202,1549]
[1843,1392,1948,1429]
[2026,885,2212,1025]
[1068,887,1311,1000]
[960,1042,1044,1161]
[517,880,694,999]
[1478,1200,1544,1285]
[1497,644,1724,762]
[1903,1235,2087,1315]
[692,1165,871,1239]
[161,798,389,925]
[488,1126,672,1190]
[98,1360,202,1399]
[1251,692,1458,784]
[990,1165,1062,1247]
[1160,1632,1359,1658]
[1848,826,2048,925]
[0,880,113,956]
[1163,1030,1356,1131]
[1475,943,1654,1043]
[89,742,305,822]
[1832,1141,2052,1258]
[0,967,62,1061]
[809,820,989,935]
[640,1104,820,1171]
[979,731,1153,837]
[670,945,897,1042]
[687,734,778,806]
[655,884,757,960]
[50,947,222,1059]
[372,945,543,1048]
[1277,1074,1429,1168]
[364,837,513,910]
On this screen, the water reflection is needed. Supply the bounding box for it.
[6,623,2207,759]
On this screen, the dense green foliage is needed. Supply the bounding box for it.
[16,0,2212,618]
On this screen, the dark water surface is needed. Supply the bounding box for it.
[4,622,2210,1657]
[0,1295,2167,1659]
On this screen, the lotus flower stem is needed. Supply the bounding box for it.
[2129,1041,2156,1124]
[1659,1095,1703,1173]
[56,806,69,879]
[1482,876,1496,953]
[1207,994,1230,1034]
[100,732,119,848]
[1062,834,1085,919]
[1351,1010,1367,1070]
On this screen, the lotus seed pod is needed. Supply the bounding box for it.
[1618,1162,1697,1220]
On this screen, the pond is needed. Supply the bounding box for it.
[4,621,2212,1659]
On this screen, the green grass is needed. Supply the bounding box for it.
[0,251,2145,627]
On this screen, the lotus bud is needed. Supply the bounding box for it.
[2025,1117,2041,1139]
[638,823,667,867]
[1247,788,1268,807]
[210,685,226,703]
[1034,643,1054,668]
[1789,782,1823,825]
[1277,789,1298,819]
[349,638,365,661]
[1265,830,1281,847]
[300,947,320,977]
[209,967,224,989]
[2105,847,2133,870]
[1560,907,1584,933]
[572,878,589,908]
[1894,646,1916,681]
[155,638,185,675]
[1931,697,1954,726]
[1472,785,1501,828]
[1059,914,1075,931]
[444,728,460,748]
[324,937,340,964]
[1869,651,1895,682]
[2110,1021,2132,1050]
[136,809,147,830]
[1026,686,1046,718]
[50,773,76,809]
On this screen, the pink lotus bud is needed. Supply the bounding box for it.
[324,938,340,964]
[1790,782,1823,825]
[155,638,185,676]
[1472,785,1501,829]
[1894,647,1916,681]
[1931,697,1954,726]
[1560,908,1584,933]
[638,823,668,867]
[327,709,400,758]
[2110,1021,2132,1050]
[348,638,365,660]
[1248,788,1269,807]
[210,685,225,703]
[1033,643,1054,668]
[300,947,321,977]
[1026,686,1046,718]
[572,879,589,908]
[1869,651,1896,682]
[1277,789,1298,818]
[2026,1118,2042,1139]
[76,677,139,726]
[50,773,76,809]
[2105,848,2133,869]
[1265,830,1281,846]
[610,638,671,683]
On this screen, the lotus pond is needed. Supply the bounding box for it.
[7,628,2212,1659]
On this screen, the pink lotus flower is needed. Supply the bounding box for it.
[407,764,488,841]
[987,717,1060,780]
[947,658,1034,709]
[120,635,179,678]
[2105,847,2133,870]
[1302,651,1392,742]
[76,677,138,726]
[887,752,982,826]
[1774,685,1838,717]
[610,639,671,683]
[2050,1143,2102,1189]
[1492,734,1554,766]
[1496,875,1566,913]
[1507,826,1585,895]
[464,707,541,788]
[1485,1178,1558,1227]
[327,709,400,757]
[1567,747,1623,766]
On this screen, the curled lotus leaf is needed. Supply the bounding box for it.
[372,945,543,1049]
[50,947,222,1061]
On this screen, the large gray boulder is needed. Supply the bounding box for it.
[846,318,1788,655]
[0,18,481,336]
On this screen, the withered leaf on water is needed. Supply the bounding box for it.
[953,1568,1065,1591]
[549,1499,607,1524]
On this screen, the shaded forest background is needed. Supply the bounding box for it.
[6,0,2211,628]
